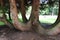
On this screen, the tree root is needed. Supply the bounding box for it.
[12,20,32,31]
[37,22,60,35]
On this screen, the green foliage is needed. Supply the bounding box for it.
[39,1,59,15]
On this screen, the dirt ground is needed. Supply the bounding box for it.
[0,25,60,40]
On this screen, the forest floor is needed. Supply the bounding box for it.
[0,25,60,40]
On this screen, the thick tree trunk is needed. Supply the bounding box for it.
[29,0,40,31]
[30,0,39,21]
[9,0,31,31]
[30,0,46,34]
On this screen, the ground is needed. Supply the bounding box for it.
[0,25,60,40]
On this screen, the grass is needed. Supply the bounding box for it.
[0,21,5,25]
[39,18,56,24]
[39,15,57,24]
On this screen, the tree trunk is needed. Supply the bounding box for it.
[30,0,46,34]
[18,0,28,23]
[9,0,31,31]
[29,0,40,31]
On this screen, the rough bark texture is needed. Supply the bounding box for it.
[29,0,46,34]
[29,0,40,31]
[9,0,31,31]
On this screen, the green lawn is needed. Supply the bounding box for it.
[39,17,56,24]
[39,15,57,24]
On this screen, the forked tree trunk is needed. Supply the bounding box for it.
[9,0,31,31]
[29,0,40,31]
[0,0,60,35]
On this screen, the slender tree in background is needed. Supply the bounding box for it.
[19,0,28,23]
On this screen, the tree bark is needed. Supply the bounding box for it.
[29,0,40,31]
[30,0,46,34]
[0,0,60,35]
[18,0,28,23]
[9,0,31,31]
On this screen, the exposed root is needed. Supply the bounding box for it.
[12,20,32,31]
[37,22,60,35]
[46,22,60,35]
